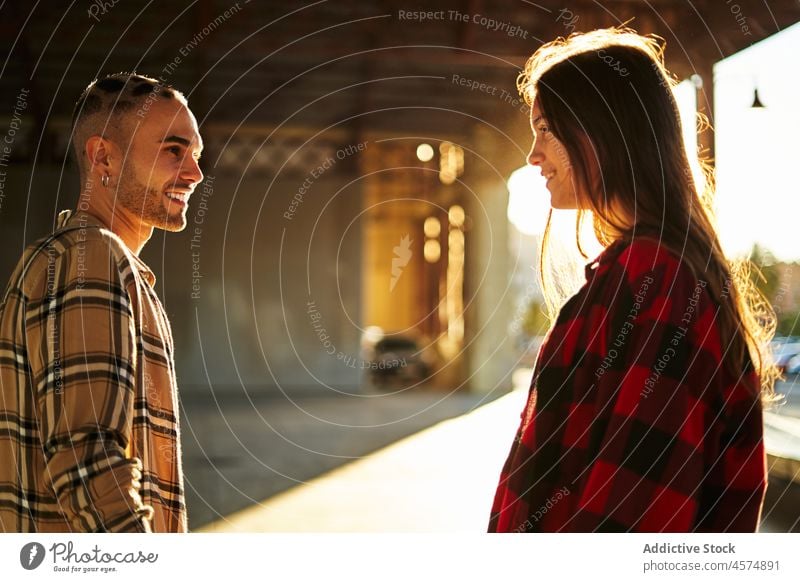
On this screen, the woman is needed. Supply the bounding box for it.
[489,28,780,532]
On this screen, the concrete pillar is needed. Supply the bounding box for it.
[695,60,716,166]
[465,126,515,394]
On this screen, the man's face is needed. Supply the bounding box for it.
[114,98,203,232]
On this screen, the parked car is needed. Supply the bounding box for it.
[366,336,430,388]
[786,354,800,375]
[770,338,800,374]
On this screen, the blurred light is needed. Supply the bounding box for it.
[424,216,441,238]
[714,21,800,261]
[424,239,441,262]
[446,227,465,347]
[506,165,550,236]
[416,143,434,162]
[362,326,384,347]
[673,78,706,194]
[448,228,464,251]
[448,205,465,228]
[439,141,464,185]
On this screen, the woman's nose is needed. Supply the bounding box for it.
[528,141,544,166]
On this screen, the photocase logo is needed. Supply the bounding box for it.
[20,542,46,570]
[390,234,413,292]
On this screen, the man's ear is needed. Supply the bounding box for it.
[85,135,118,174]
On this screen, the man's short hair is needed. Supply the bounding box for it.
[71,72,187,178]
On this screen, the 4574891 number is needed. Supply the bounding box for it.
[731,561,780,571]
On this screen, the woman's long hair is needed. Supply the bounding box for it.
[518,27,780,402]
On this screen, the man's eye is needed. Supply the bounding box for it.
[166,146,182,156]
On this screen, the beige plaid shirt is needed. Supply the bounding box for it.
[0,210,186,532]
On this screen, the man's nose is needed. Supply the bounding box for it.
[181,156,203,186]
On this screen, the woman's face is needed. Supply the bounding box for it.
[527,99,585,210]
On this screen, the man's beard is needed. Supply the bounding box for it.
[114,171,186,232]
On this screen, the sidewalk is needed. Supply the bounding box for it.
[765,412,800,483]
[765,373,800,484]
[197,390,525,532]
[198,389,800,532]
[181,389,496,529]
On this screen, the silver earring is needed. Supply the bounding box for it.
[101,174,110,187]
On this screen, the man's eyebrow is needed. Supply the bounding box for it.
[161,135,192,147]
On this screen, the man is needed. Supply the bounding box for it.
[0,73,203,532]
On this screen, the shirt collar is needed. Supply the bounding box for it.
[583,238,628,280]
[57,209,157,287]
[583,225,665,281]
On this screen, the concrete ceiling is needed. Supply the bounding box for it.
[1,0,797,160]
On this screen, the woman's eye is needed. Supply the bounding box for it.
[538,126,549,134]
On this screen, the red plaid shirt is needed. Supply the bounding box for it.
[489,236,766,532]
